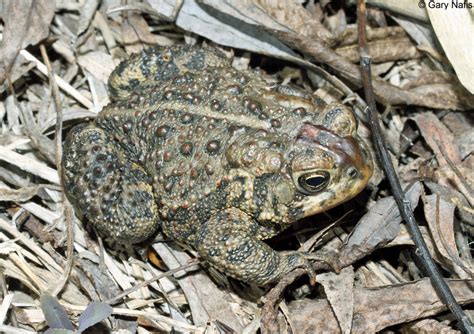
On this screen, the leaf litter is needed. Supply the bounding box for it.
[0,0,472,333]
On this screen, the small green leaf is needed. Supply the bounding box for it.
[40,294,74,330]
[77,302,112,333]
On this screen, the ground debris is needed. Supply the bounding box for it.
[0,1,472,333]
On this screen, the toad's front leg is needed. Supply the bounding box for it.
[194,208,314,285]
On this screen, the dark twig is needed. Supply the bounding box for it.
[357,1,473,333]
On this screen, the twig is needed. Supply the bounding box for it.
[39,45,74,298]
[356,1,473,333]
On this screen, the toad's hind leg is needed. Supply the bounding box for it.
[194,208,311,285]
[61,124,160,244]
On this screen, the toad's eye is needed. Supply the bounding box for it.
[297,171,330,194]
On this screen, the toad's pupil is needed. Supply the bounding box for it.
[305,175,326,187]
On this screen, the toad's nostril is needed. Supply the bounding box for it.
[346,167,358,178]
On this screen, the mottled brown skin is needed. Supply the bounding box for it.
[62,45,373,285]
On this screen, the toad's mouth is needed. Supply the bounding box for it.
[300,182,367,217]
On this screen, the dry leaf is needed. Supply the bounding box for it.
[0,2,472,333]
[0,0,55,83]
[335,37,421,63]
[390,15,438,52]
[288,279,474,333]
[367,0,429,22]
[0,185,41,202]
[413,112,461,167]
[317,266,355,334]
[153,243,244,331]
[428,2,474,93]
[121,13,159,54]
[345,182,422,249]
[423,194,472,278]
[146,0,298,60]
[76,0,100,37]
[77,52,116,84]
[402,318,461,333]
[200,0,334,44]
[0,53,35,94]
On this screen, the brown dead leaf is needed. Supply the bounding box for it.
[423,194,472,278]
[19,102,55,164]
[428,4,474,94]
[442,112,473,160]
[153,243,244,331]
[77,51,116,84]
[391,14,441,61]
[253,0,335,44]
[154,0,299,60]
[0,53,35,94]
[76,0,100,37]
[406,78,474,112]
[345,182,422,250]
[324,9,347,38]
[288,279,474,333]
[121,13,159,54]
[413,112,461,167]
[401,318,461,333]
[0,0,55,84]
[336,26,407,47]
[336,37,422,63]
[425,181,473,225]
[387,225,439,263]
[367,0,429,23]
[286,298,339,333]
[271,28,474,110]
[317,266,355,334]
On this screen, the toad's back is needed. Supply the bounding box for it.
[62,45,372,285]
[90,46,339,216]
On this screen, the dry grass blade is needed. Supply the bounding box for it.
[0,148,60,185]
[20,50,93,110]
[39,43,73,299]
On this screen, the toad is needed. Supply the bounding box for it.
[62,45,372,285]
